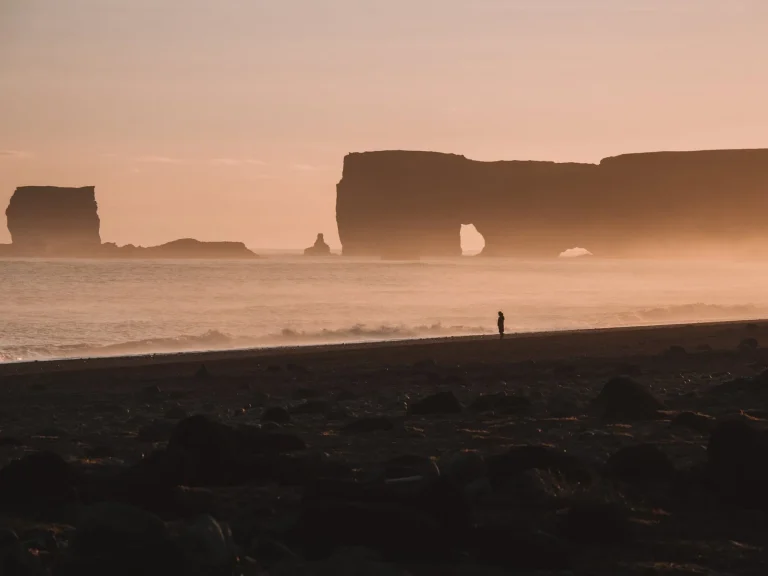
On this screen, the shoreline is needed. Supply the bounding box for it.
[2,314,768,572]
[2,317,765,378]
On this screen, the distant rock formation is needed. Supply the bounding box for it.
[336,149,768,258]
[2,186,259,259]
[303,233,332,256]
[102,239,258,259]
[6,186,101,256]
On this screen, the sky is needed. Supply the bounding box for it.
[1,0,767,251]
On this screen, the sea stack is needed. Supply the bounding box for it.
[6,186,101,256]
[304,233,332,256]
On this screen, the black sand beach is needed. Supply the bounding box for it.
[2,320,768,574]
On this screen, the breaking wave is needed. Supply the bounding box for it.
[1,304,764,364]
[0,324,487,363]
[612,303,762,325]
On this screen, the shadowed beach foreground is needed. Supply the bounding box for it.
[2,322,768,574]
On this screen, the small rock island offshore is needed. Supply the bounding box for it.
[0,186,259,259]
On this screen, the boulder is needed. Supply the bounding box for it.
[0,451,78,519]
[562,501,631,545]
[65,502,181,576]
[170,515,237,576]
[161,415,306,485]
[606,444,675,484]
[468,392,531,414]
[342,416,395,434]
[738,337,759,352]
[296,476,471,561]
[465,526,571,571]
[261,406,291,424]
[438,450,486,488]
[707,419,768,509]
[290,399,332,415]
[486,445,593,489]
[671,411,715,434]
[407,391,463,416]
[591,376,665,421]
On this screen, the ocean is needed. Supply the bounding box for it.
[1,256,767,363]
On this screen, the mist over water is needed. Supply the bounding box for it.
[1,257,767,363]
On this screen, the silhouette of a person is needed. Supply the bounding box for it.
[497,311,505,340]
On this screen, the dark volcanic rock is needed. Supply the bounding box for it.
[606,444,675,483]
[466,527,571,571]
[164,406,188,420]
[63,502,181,576]
[336,149,768,258]
[738,337,759,352]
[296,476,471,561]
[671,411,716,434]
[262,406,291,424]
[438,450,486,488]
[380,454,440,481]
[664,345,688,358]
[170,515,237,575]
[342,416,395,434]
[407,391,463,415]
[0,451,77,519]
[469,392,531,413]
[486,445,593,488]
[592,376,666,421]
[707,419,768,509]
[290,400,331,415]
[562,501,631,545]
[157,415,306,485]
[304,232,332,256]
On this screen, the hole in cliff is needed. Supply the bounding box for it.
[461,224,485,256]
[559,247,593,258]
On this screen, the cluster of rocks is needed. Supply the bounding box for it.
[2,367,768,575]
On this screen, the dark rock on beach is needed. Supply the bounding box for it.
[592,376,666,421]
[407,391,463,415]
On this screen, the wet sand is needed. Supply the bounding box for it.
[2,320,768,574]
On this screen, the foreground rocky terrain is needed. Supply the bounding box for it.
[1,322,768,574]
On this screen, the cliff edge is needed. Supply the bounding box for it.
[336,149,768,258]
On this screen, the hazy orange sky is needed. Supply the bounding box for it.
[1,0,766,250]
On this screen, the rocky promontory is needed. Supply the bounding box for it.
[3,186,259,259]
[336,148,768,258]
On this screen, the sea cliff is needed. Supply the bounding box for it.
[336,149,768,258]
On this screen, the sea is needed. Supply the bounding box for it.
[1,255,767,363]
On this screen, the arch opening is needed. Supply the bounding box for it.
[558,247,593,258]
[460,224,485,256]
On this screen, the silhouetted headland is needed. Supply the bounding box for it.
[336,148,768,259]
[1,186,259,258]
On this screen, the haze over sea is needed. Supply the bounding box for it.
[2,255,767,363]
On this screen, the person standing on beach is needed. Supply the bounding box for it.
[497,311,505,339]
